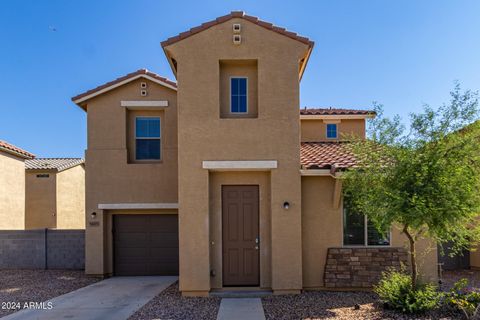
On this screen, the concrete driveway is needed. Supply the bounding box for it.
[1,276,178,320]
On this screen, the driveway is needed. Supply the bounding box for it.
[2,276,177,320]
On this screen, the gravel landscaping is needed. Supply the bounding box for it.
[129,282,221,320]
[262,290,459,320]
[0,269,99,317]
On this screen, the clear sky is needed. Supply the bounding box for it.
[1,0,479,158]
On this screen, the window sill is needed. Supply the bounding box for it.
[128,160,163,165]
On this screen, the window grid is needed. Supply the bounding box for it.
[230,77,248,113]
[326,123,338,139]
[135,117,161,161]
[343,204,390,247]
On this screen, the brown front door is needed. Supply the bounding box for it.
[222,185,260,286]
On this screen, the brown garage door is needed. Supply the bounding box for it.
[114,214,179,276]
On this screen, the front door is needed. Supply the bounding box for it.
[222,185,260,286]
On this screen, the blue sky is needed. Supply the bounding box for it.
[1,0,479,158]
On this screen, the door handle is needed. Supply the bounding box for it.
[255,237,259,244]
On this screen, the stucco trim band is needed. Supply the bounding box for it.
[98,203,179,210]
[120,100,169,108]
[202,160,277,171]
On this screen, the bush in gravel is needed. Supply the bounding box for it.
[374,269,440,314]
[444,278,480,319]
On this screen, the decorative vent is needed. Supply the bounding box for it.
[233,23,241,33]
[140,90,147,96]
[140,82,147,88]
[233,34,241,45]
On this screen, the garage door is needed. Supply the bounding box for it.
[114,214,179,276]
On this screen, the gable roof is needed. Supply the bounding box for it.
[301,142,356,171]
[300,108,375,116]
[161,11,314,80]
[25,158,84,172]
[0,140,35,159]
[161,11,314,48]
[71,69,177,109]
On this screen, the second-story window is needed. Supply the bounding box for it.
[230,77,247,113]
[135,117,161,160]
[326,123,338,139]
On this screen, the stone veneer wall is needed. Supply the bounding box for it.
[324,247,408,288]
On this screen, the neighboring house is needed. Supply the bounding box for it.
[0,140,35,229]
[25,158,85,229]
[71,11,437,295]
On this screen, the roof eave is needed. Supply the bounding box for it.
[0,146,35,160]
[300,114,376,120]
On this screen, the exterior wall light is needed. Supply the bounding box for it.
[283,202,290,210]
[91,212,97,219]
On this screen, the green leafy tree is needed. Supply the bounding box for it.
[343,83,480,289]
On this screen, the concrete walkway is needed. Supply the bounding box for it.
[216,298,266,320]
[2,276,177,320]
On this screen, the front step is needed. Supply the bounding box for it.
[210,290,272,298]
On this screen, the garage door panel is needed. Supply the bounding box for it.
[114,216,148,231]
[149,215,178,231]
[150,233,179,247]
[150,248,179,260]
[114,214,179,276]
[115,233,149,247]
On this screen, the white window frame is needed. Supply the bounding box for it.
[341,202,391,248]
[326,123,338,139]
[134,116,161,161]
[229,76,248,114]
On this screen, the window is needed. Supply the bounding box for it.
[230,77,247,113]
[343,200,390,246]
[326,123,338,139]
[36,174,49,178]
[135,117,161,160]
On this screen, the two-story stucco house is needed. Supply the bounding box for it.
[0,140,35,230]
[72,11,437,296]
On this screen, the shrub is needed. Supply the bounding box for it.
[444,278,480,320]
[374,269,440,313]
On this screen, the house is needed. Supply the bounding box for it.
[71,11,438,295]
[0,140,35,229]
[25,158,85,229]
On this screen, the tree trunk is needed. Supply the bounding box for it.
[403,225,418,290]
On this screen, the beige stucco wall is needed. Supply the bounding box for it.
[25,170,57,229]
[209,171,271,289]
[301,176,438,288]
[56,165,85,229]
[219,60,258,118]
[300,119,366,142]
[0,151,26,230]
[301,176,343,288]
[164,17,309,295]
[83,78,178,275]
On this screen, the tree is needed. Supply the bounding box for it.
[342,83,480,289]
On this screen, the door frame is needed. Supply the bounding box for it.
[221,184,260,287]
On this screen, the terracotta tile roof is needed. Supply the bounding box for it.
[25,158,84,172]
[300,108,375,116]
[301,142,356,170]
[161,11,314,48]
[0,140,35,159]
[71,69,177,106]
